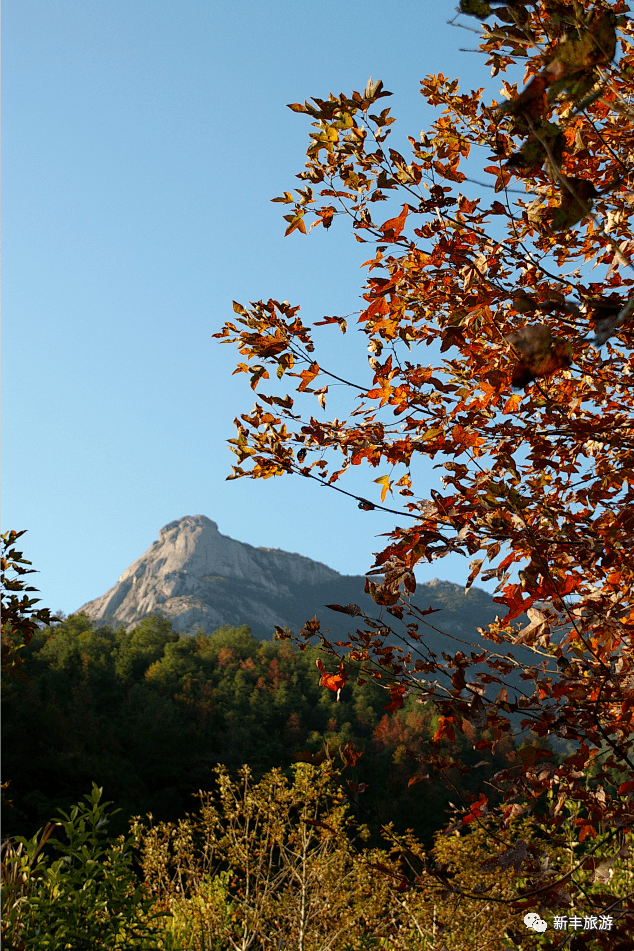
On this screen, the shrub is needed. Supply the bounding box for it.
[1,783,169,950]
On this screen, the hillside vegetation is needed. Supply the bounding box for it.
[2,612,517,848]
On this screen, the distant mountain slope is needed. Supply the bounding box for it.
[76,515,502,649]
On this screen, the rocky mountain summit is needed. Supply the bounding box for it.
[77,514,501,643]
[78,515,341,637]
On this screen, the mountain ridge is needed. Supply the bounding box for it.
[77,514,502,645]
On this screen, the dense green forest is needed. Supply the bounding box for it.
[2,612,519,849]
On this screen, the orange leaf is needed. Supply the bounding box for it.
[432,716,455,743]
[285,216,307,237]
[317,658,348,696]
[503,394,522,415]
[379,204,409,239]
[297,362,320,392]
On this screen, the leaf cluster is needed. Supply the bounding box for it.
[1,783,167,949]
[213,0,634,938]
[1,530,61,686]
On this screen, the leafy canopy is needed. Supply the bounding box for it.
[214,0,634,937]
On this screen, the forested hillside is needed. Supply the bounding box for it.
[2,612,519,848]
[5,0,634,944]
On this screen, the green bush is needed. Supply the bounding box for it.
[1,783,169,950]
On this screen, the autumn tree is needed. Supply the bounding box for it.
[214,0,634,941]
[132,761,397,951]
[1,530,60,687]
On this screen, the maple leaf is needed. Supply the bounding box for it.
[379,204,409,239]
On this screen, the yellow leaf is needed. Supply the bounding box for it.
[373,475,391,503]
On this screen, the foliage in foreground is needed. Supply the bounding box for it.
[3,766,632,950]
[133,760,634,950]
[1,529,60,687]
[1,784,167,950]
[214,0,634,940]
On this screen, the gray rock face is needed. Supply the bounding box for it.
[76,514,511,652]
[77,515,343,637]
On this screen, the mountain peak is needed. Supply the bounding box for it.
[159,514,219,537]
[78,515,343,637]
[76,515,502,645]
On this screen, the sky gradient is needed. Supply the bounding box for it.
[3,1,501,616]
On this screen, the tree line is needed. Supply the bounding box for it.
[2,609,517,849]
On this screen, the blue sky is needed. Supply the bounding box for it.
[3,0,501,616]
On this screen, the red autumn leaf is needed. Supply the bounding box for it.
[383,684,407,713]
[461,794,488,826]
[433,717,455,744]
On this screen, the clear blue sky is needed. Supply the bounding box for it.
[3,0,500,616]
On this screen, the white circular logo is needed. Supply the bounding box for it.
[524,912,547,932]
